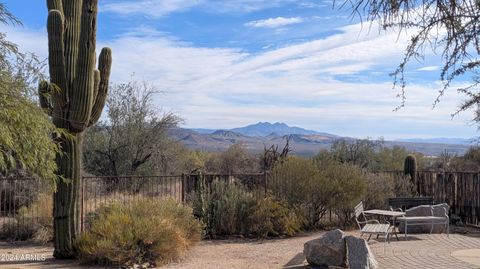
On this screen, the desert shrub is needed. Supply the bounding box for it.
[392,174,417,197]
[76,198,201,267]
[248,197,301,237]
[362,173,394,210]
[190,180,256,238]
[190,180,301,238]
[319,161,367,227]
[0,192,53,243]
[270,157,332,228]
[363,173,417,210]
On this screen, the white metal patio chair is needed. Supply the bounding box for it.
[354,201,392,246]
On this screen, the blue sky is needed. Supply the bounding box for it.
[3,0,478,139]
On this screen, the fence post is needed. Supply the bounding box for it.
[263,171,268,198]
[181,174,186,203]
[80,177,84,232]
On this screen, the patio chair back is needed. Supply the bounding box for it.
[354,201,365,230]
[354,201,364,219]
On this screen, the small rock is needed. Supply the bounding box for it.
[304,229,346,267]
[345,236,378,269]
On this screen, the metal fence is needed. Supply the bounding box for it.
[0,173,269,236]
[11,170,480,238]
[0,177,51,240]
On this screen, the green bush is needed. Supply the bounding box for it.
[248,197,301,237]
[270,157,332,228]
[321,162,367,227]
[363,173,417,210]
[191,180,256,238]
[190,180,301,238]
[76,198,201,267]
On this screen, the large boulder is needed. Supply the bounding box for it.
[398,203,449,233]
[345,236,378,269]
[304,229,346,267]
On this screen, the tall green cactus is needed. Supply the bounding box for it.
[39,0,112,258]
[404,155,417,183]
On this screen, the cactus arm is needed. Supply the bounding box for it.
[92,70,100,101]
[89,47,112,126]
[47,10,67,96]
[38,81,53,115]
[47,0,63,13]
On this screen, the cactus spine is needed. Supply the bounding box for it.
[404,155,417,183]
[39,0,112,258]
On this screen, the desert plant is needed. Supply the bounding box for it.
[270,157,332,228]
[191,180,256,238]
[39,0,112,258]
[321,162,367,227]
[248,197,301,237]
[404,155,417,182]
[362,173,416,210]
[76,198,201,267]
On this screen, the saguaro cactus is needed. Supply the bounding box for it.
[404,155,417,183]
[39,0,112,258]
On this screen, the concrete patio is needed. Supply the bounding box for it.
[369,233,480,269]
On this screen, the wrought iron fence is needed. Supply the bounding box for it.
[0,173,269,237]
[0,177,52,240]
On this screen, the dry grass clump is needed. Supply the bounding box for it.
[76,198,202,267]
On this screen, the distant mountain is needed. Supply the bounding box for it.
[230,122,338,137]
[172,122,472,156]
[191,128,216,134]
[396,137,476,145]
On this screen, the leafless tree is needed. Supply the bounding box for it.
[342,0,480,114]
[84,79,181,176]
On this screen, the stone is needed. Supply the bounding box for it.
[398,203,449,233]
[345,236,378,269]
[304,229,346,267]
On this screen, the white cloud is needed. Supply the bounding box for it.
[5,21,476,139]
[101,0,303,17]
[417,66,440,71]
[245,17,304,28]
[101,0,203,17]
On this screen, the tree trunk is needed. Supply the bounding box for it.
[53,133,83,258]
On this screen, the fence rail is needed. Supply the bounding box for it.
[4,171,480,239]
[0,177,51,240]
[0,173,268,236]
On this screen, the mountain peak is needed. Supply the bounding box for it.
[230,122,323,137]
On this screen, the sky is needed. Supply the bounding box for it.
[2,0,478,139]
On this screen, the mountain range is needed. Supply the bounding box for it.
[173,122,475,156]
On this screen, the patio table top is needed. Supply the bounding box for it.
[363,209,405,217]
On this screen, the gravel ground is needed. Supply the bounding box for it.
[163,232,330,269]
[6,228,478,269]
[0,231,331,269]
